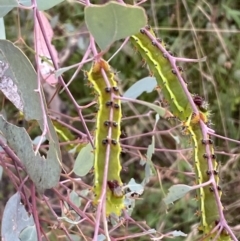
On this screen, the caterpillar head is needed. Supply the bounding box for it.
[193,95,209,113]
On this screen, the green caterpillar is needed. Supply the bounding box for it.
[87,59,124,216]
[131,26,230,240]
[131,26,192,121]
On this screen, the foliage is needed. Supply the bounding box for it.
[0,0,240,241]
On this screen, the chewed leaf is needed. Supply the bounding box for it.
[85,2,147,50]
[73,143,94,177]
[124,192,137,216]
[1,192,35,241]
[163,184,192,205]
[0,40,42,121]
[123,77,157,99]
[0,116,61,191]
[127,178,144,195]
[0,61,24,111]
[0,40,62,191]
[32,135,47,146]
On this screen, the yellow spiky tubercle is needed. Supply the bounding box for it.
[87,59,124,216]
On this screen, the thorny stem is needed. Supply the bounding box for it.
[31,183,42,241]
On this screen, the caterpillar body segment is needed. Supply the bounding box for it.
[87,59,124,216]
[188,125,219,236]
[131,26,192,120]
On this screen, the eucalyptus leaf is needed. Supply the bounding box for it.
[0,18,6,39]
[171,230,187,237]
[1,192,35,241]
[19,0,65,10]
[0,0,17,17]
[73,143,94,177]
[163,184,192,205]
[0,40,61,191]
[0,116,61,191]
[19,226,37,241]
[127,178,144,195]
[85,2,147,50]
[123,77,157,99]
[0,166,3,181]
[97,234,106,241]
[69,191,81,207]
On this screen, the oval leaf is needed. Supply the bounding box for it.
[0,116,61,191]
[0,0,17,18]
[123,77,157,99]
[19,0,65,10]
[1,192,35,241]
[19,226,37,241]
[85,2,147,50]
[73,143,94,177]
[163,184,192,205]
[69,191,81,207]
[126,178,144,195]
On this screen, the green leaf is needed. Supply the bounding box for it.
[140,135,156,186]
[85,2,147,50]
[123,77,157,99]
[0,166,3,181]
[57,216,81,225]
[19,226,37,241]
[0,40,42,120]
[171,230,187,237]
[127,178,144,195]
[68,235,81,241]
[55,65,77,78]
[73,143,94,177]
[0,0,17,17]
[123,98,170,118]
[1,192,35,241]
[0,18,6,39]
[97,234,106,241]
[69,191,81,207]
[0,116,61,191]
[163,184,192,205]
[0,40,62,191]
[146,135,155,161]
[19,0,65,10]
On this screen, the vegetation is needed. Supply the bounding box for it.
[0,0,240,240]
